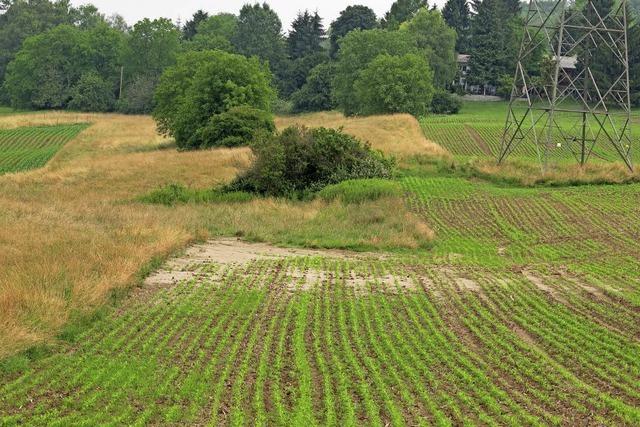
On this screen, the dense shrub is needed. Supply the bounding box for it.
[291,63,334,113]
[318,179,401,204]
[68,72,116,112]
[153,50,275,149]
[353,53,434,116]
[228,126,395,197]
[430,90,462,114]
[192,106,275,149]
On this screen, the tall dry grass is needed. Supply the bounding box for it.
[0,112,434,358]
[275,112,450,161]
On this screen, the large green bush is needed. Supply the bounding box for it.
[68,72,115,112]
[229,126,395,197]
[430,90,462,114]
[153,50,275,149]
[192,106,275,149]
[354,53,434,116]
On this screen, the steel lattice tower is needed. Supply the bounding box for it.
[499,0,634,171]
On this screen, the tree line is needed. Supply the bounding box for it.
[0,0,639,115]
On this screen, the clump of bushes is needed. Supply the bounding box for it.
[228,126,395,197]
[191,106,275,149]
[318,179,402,204]
[430,90,462,114]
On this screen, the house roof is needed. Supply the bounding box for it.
[457,54,471,64]
[556,55,578,70]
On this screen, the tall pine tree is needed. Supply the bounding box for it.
[182,10,209,40]
[468,0,521,90]
[287,11,325,59]
[442,0,471,52]
[232,3,287,80]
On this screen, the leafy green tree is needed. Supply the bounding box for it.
[71,4,105,29]
[4,24,123,109]
[106,13,130,32]
[329,5,378,57]
[123,18,181,81]
[232,3,287,81]
[401,8,457,88]
[187,13,237,52]
[354,53,434,116]
[382,0,428,29]
[153,50,275,149]
[68,71,115,112]
[0,0,74,86]
[291,62,334,112]
[468,0,521,89]
[333,29,419,115]
[280,52,328,98]
[182,9,209,40]
[287,10,325,59]
[442,0,471,52]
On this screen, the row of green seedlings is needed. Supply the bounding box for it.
[426,267,640,425]
[0,124,87,174]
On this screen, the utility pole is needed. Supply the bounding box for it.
[119,66,124,100]
[499,0,634,171]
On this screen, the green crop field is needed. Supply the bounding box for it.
[2,174,639,425]
[421,102,640,163]
[0,124,88,175]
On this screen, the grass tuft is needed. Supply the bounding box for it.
[318,179,402,204]
[139,183,255,206]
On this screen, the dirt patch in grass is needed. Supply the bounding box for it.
[144,239,425,295]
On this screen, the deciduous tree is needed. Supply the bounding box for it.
[153,50,275,149]
[382,0,428,29]
[401,8,457,88]
[333,29,420,115]
[354,53,434,116]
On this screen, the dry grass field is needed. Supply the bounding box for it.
[0,112,432,358]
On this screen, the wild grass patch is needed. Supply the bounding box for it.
[318,179,402,204]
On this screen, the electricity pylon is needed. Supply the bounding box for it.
[499,0,634,171]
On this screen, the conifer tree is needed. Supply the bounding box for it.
[442,0,471,52]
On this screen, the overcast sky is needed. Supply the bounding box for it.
[70,1,447,32]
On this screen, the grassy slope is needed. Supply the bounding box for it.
[1,108,639,425]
